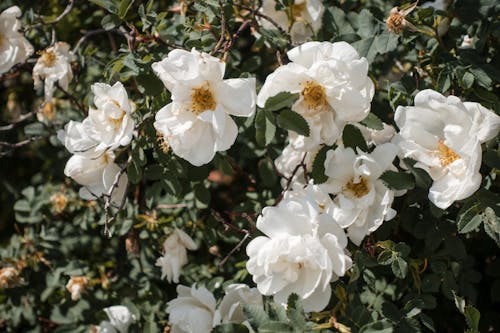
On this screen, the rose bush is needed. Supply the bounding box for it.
[0,0,499,332]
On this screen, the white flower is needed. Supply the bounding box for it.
[394,89,500,209]
[98,321,118,333]
[58,120,102,157]
[155,228,197,283]
[33,42,73,101]
[0,6,33,74]
[83,82,136,152]
[152,48,256,166]
[103,305,135,333]
[460,35,474,49]
[259,0,324,43]
[167,284,219,333]
[246,184,352,312]
[216,283,263,325]
[65,276,88,301]
[257,41,374,150]
[355,122,396,146]
[63,151,128,206]
[274,141,319,187]
[323,144,399,245]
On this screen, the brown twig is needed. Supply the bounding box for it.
[27,0,75,29]
[218,231,251,267]
[0,136,43,157]
[0,111,35,131]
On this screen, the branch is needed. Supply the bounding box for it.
[0,136,43,157]
[218,232,251,267]
[55,83,86,115]
[0,111,35,132]
[28,0,75,29]
[102,154,133,238]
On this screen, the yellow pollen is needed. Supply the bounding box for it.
[302,81,327,110]
[344,176,370,198]
[386,12,404,33]
[191,86,216,114]
[292,3,306,19]
[156,132,170,153]
[438,140,460,167]
[41,51,57,67]
[108,111,126,128]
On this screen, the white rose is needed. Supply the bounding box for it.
[246,184,352,312]
[259,0,324,43]
[274,141,319,187]
[0,6,33,74]
[152,48,256,166]
[103,305,135,333]
[57,120,102,158]
[215,283,263,325]
[355,122,396,146]
[155,228,197,283]
[32,42,73,101]
[83,82,136,152]
[257,41,374,150]
[394,89,500,209]
[63,151,128,206]
[167,284,219,333]
[324,144,399,245]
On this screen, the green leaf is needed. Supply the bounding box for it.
[277,110,310,136]
[255,109,276,146]
[360,113,384,130]
[378,250,394,265]
[457,204,483,234]
[89,0,118,13]
[259,322,294,333]
[359,320,394,333]
[212,323,250,333]
[127,161,142,184]
[380,171,415,191]
[342,124,368,152]
[243,304,270,330]
[391,256,408,279]
[118,0,134,18]
[311,145,331,184]
[483,207,500,247]
[194,184,211,208]
[403,158,432,189]
[264,92,300,112]
[464,305,480,333]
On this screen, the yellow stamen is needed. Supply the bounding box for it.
[156,132,170,153]
[41,51,57,67]
[191,86,216,114]
[302,81,327,111]
[386,12,404,33]
[438,140,460,167]
[344,176,370,198]
[292,3,306,19]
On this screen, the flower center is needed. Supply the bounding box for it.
[302,81,327,110]
[41,51,57,67]
[344,176,370,198]
[438,140,460,167]
[191,86,216,114]
[292,3,306,19]
[386,12,404,33]
[156,132,170,153]
[107,100,126,129]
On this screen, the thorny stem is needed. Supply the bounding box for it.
[0,111,35,132]
[27,0,75,29]
[103,154,133,238]
[0,136,44,157]
[218,232,251,267]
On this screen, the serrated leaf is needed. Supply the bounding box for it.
[391,256,408,279]
[259,322,294,333]
[264,92,300,112]
[277,110,310,136]
[483,207,500,247]
[343,124,368,152]
[457,204,483,234]
[360,113,384,130]
[243,304,269,330]
[380,171,415,191]
[464,305,480,333]
[378,250,394,265]
[255,109,276,146]
[311,145,331,184]
[212,323,250,333]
